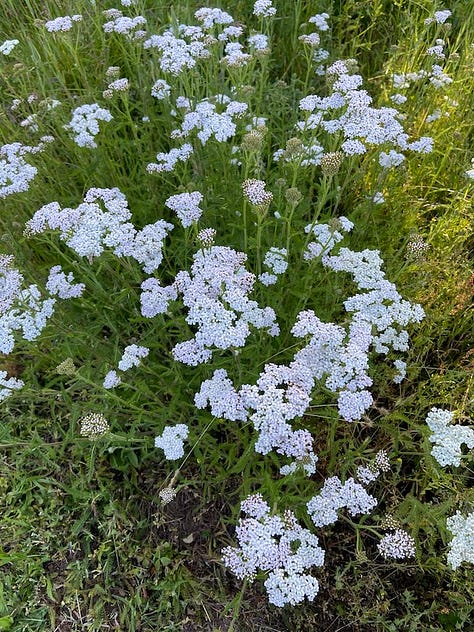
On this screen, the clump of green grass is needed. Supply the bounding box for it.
[1,0,473,630]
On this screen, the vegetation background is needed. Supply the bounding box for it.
[0,0,473,630]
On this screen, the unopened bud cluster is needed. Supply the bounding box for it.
[320,152,344,176]
[56,357,77,376]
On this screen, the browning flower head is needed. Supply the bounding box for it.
[380,514,401,530]
[406,234,429,261]
[197,227,216,248]
[284,138,304,159]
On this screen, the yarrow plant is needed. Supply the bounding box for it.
[0,1,472,623]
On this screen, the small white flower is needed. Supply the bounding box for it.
[0,39,19,55]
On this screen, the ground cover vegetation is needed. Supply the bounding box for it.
[0,0,473,630]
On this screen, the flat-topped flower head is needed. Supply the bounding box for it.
[165,191,204,228]
[378,529,416,559]
[253,1,276,18]
[222,494,324,607]
[80,413,110,439]
[155,424,189,460]
[45,15,82,32]
[426,408,474,467]
[446,511,474,570]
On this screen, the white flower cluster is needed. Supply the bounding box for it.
[307,476,377,527]
[195,361,317,470]
[0,39,19,55]
[289,311,373,423]
[194,368,247,421]
[154,423,189,460]
[424,9,452,25]
[195,212,423,434]
[276,57,434,167]
[151,79,171,100]
[259,247,287,286]
[308,13,330,31]
[446,511,474,570]
[1,139,53,199]
[45,15,82,33]
[25,188,173,273]
[320,234,425,376]
[0,256,59,355]
[103,10,146,36]
[465,158,474,180]
[139,278,177,318]
[46,265,85,299]
[0,255,22,314]
[356,450,390,485]
[172,246,278,365]
[118,344,149,371]
[426,407,474,467]
[64,103,113,148]
[170,95,248,145]
[143,27,210,75]
[392,54,452,92]
[0,370,24,402]
[104,344,149,389]
[221,41,252,67]
[242,178,273,207]
[377,529,416,559]
[194,7,233,29]
[222,494,324,607]
[253,1,276,18]
[105,78,130,96]
[248,33,269,52]
[304,216,353,261]
[427,39,446,60]
[165,191,204,228]
[147,143,193,173]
